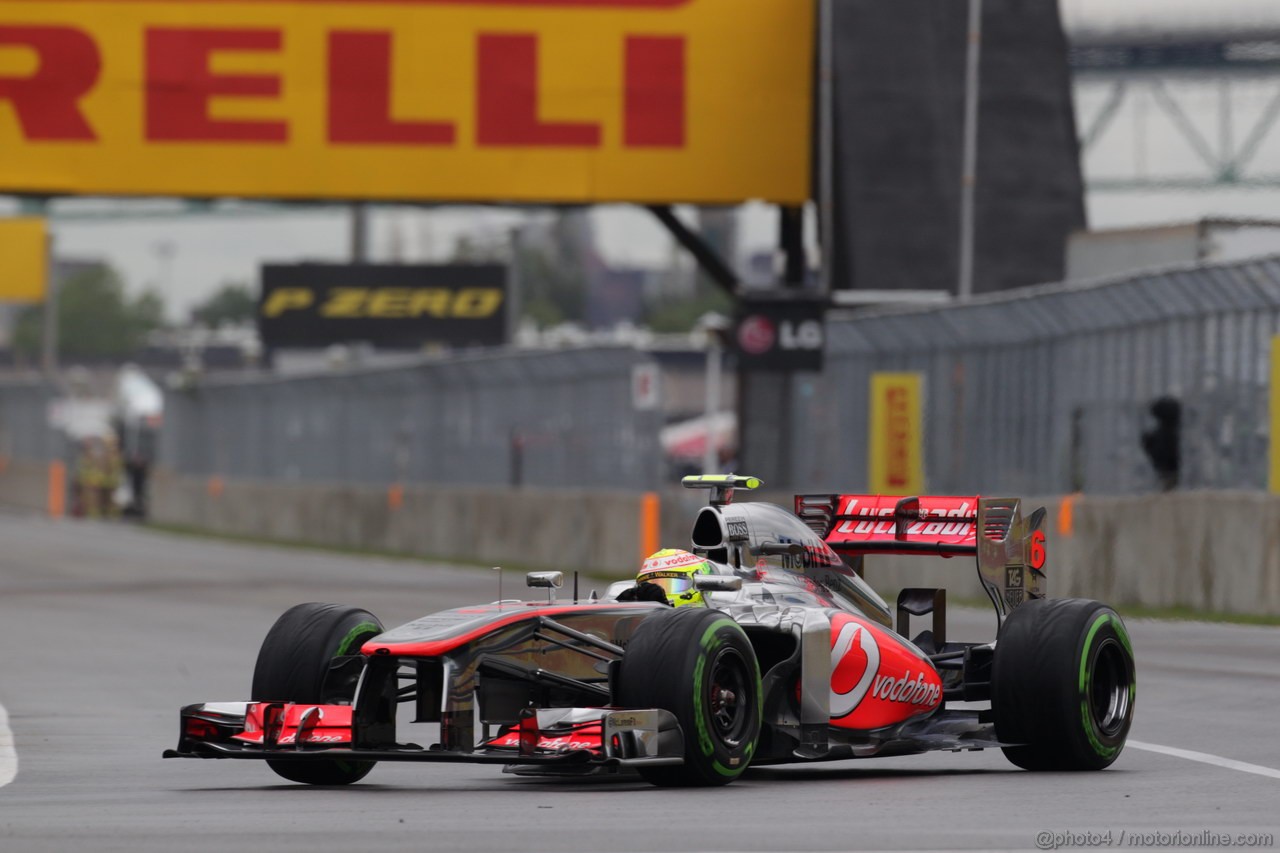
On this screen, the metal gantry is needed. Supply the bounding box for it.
[1073,35,1280,191]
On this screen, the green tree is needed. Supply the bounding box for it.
[191,282,255,327]
[515,242,585,328]
[14,265,167,361]
[644,287,734,333]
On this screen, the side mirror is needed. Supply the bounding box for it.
[526,571,564,589]
[694,575,743,592]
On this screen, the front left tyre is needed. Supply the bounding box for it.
[251,602,384,785]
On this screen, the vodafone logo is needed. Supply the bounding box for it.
[830,621,880,718]
[871,672,942,706]
[737,315,776,355]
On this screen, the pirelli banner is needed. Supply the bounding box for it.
[259,263,507,349]
[868,372,924,495]
[0,0,813,204]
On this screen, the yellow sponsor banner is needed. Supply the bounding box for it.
[868,372,924,495]
[0,0,812,204]
[1271,336,1280,493]
[0,217,47,303]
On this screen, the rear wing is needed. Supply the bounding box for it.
[795,493,1047,620]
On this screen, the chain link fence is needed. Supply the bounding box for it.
[0,379,56,463]
[161,346,664,491]
[747,255,1280,495]
[11,257,1280,498]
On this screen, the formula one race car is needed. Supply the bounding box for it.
[164,475,1136,786]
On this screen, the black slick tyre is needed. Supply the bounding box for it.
[615,607,761,787]
[251,602,384,785]
[992,598,1136,771]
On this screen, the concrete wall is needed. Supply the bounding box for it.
[0,458,51,514]
[151,472,649,577]
[10,470,1277,618]
[1043,493,1280,617]
[855,494,1280,618]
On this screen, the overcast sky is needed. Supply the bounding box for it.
[9,0,1280,321]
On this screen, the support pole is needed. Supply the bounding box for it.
[779,206,806,287]
[817,0,835,294]
[647,205,738,296]
[957,0,983,300]
[351,202,370,262]
[702,336,722,475]
[41,225,58,379]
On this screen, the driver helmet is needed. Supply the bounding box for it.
[638,549,715,608]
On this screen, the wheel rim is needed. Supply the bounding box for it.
[706,646,752,747]
[1089,637,1132,738]
[321,627,380,704]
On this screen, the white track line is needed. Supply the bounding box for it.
[0,702,16,787]
[1129,740,1280,780]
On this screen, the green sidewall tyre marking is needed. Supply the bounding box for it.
[330,619,379,777]
[334,621,380,657]
[691,618,760,778]
[1077,612,1131,759]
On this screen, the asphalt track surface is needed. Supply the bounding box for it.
[1,513,1278,852]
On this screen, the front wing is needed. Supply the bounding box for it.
[163,701,684,771]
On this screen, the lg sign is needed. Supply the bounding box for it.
[0,0,812,204]
[734,299,826,371]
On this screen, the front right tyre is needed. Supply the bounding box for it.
[251,602,384,785]
[992,598,1136,771]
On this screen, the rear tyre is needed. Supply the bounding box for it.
[251,602,384,785]
[992,598,1135,771]
[615,607,761,787]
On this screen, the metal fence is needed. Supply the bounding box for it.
[747,255,1280,495]
[12,257,1280,498]
[161,346,664,491]
[0,379,56,463]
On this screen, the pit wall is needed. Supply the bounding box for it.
[762,492,1280,618]
[3,465,1277,617]
[0,458,57,514]
[148,472,648,577]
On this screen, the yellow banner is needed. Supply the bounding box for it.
[0,0,812,204]
[868,372,924,495]
[0,217,46,303]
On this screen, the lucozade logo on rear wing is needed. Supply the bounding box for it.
[0,0,811,203]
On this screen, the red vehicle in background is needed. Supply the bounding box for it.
[166,475,1136,786]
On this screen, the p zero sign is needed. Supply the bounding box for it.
[734,297,825,372]
[259,263,507,349]
[0,0,812,204]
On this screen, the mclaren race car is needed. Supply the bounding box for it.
[165,475,1136,786]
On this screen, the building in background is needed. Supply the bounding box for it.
[830,0,1085,296]
[1066,219,1280,282]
